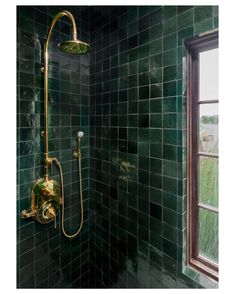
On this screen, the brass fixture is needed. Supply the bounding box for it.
[20,178,60,228]
[20,10,90,238]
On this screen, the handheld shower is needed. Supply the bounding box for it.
[78,131,84,139]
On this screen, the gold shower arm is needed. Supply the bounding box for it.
[45,10,78,52]
[43,10,78,179]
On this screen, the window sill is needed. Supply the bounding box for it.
[183,263,218,288]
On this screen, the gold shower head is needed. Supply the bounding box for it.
[58,39,91,55]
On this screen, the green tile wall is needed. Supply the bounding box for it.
[17,5,218,289]
[17,6,90,288]
[89,5,218,288]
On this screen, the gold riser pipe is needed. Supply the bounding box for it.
[43,10,78,179]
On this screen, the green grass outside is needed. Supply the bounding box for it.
[198,121,218,262]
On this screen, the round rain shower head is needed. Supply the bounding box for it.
[58,39,91,55]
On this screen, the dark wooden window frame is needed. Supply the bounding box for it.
[186,31,219,281]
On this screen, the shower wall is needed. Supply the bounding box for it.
[17,5,218,289]
[89,6,218,288]
[17,6,90,288]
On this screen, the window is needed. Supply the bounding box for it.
[186,32,219,281]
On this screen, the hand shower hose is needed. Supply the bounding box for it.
[52,156,83,238]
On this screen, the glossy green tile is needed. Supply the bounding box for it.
[139,142,149,156]
[163,144,177,161]
[194,18,213,35]
[163,191,177,211]
[213,6,219,17]
[150,23,162,40]
[139,114,149,128]
[177,6,193,14]
[129,60,138,75]
[150,113,162,128]
[163,6,177,20]
[150,232,163,251]
[139,29,150,45]
[150,202,162,220]
[163,160,178,178]
[129,48,139,62]
[127,7,138,22]
[163,113,177,129]
[129,87,138,101]
[138,208,150,227]
[150,187,162,205]
[139,128,149,142]
[163,16,177,36]
[163,33,177,51]
[178,9,193,30]
[194,6,213,23]
[149,142,162,159]
[20,101,35,114]
[150,67,162,84]
[150,173,162,190]
[163,65,177,82]
[128,128,138,141]
[150,158,162,174]
[214,16,218,29]
[20,16,35,34]
[139,72,150,86]
[163,176,178,194]
[151,83,162,98]
[150,54,162,71]
[163,129,177,146]
[138,100,149,114]
[163,238,177,260]
[163,223,177,243]
[19,154,35,170]
[150,8,163,26]
[139,6,150,17]
[163,97,177,113]
[177,26,193,46]
[163,81,176,97]
[20,127,34,141]
[150,98,162,113]
[163,49,177,66]
[20,72,34,87]
[139,57,149,73]
[150,38,162,56]
[139,86,149,100]
[163,207,177,226]
[20,114,35,128]
[139,156,149,171]
[128,101,138,114]
[149,129,162,144]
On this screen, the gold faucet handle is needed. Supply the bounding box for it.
[20,208,36,219]
[46,206,56,218]
[46,206,57,229]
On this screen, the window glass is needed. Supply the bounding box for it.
[199,208,218,263]
[199,103,218,154]
[199,48,218,101]
[199,156,218,208]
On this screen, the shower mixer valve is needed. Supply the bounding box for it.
[20,177,61,228]
[21,131,84,227]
